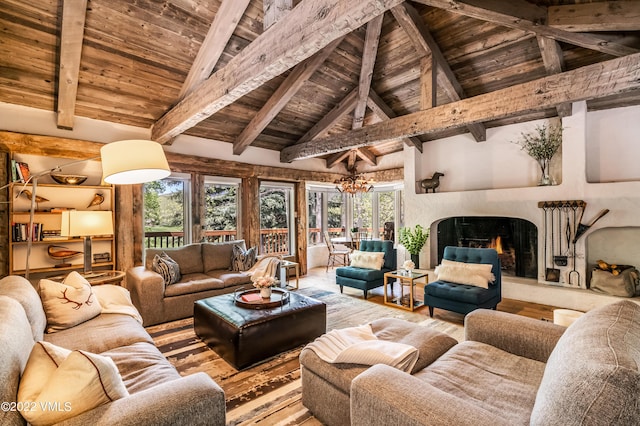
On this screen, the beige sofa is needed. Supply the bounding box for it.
[0,275,225,426]
[127,240,254,326]
[351,300,640,426]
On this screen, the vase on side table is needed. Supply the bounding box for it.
[260,287,272,299]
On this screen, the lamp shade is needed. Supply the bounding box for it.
[101,140,171,184]
[60,211,114,237]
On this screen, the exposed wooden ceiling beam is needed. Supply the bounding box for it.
[367,89,422,152]
[233,37,344,155]
[548,1,640,32]
[326,151,351,168]
[356,147,377,166]
[347,150,358,170]
[299,88,358,145]
[56,0,88,130]
[151,0,404,144]
[537,36,571,117]
[281,51,640,162]
[413,0,639,57]
[178,0,251,100]
[420,56,436,111]
[264,0,293,30]
[391,2,486,142]
[353,15,384,129]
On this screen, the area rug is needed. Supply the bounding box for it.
[147,288,464,425]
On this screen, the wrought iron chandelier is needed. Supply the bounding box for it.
[335,170,374,195]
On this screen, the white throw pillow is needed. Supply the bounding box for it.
[350,251,385,270]
[18,341,129,425]
[39,271,102,332]
[435,260,496,289]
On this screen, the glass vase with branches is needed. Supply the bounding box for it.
[513,123,562,185]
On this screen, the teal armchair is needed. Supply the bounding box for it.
[335,240,396,299]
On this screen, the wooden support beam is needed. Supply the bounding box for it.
[413,0,639,57]
[281,52,640,162]
[347,150,358,171]
[294,181,308,274]
[233,37,344,155]
[420,56,436,110]
[537,36,571,117]
[366,89,422,152]
[179,0,251,99]
[353,15,384,130]
[326,151,351,169]
[241,177,261,251]
[56,0,88,130]
[357,147,377,166]
[298,88,358,144]
[264,0,293,30]
[391,2,486,142]
[548,1,640,32]
[151,0,404,144]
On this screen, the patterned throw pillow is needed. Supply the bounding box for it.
[39,272,103,332]
[152,252,182,285]
[231,245,257,272]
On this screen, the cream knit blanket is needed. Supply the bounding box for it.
[305,323,419,373]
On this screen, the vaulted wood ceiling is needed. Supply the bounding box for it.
[1,0,639,171]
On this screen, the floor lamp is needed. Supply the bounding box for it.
[11,140,171,279]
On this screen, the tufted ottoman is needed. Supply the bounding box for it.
[299,318,457,426]
[194,292,326,370]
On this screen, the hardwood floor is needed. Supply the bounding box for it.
[297,266,559,326]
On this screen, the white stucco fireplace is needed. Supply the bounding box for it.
[403,101,640,311]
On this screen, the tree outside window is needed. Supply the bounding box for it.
[144,178,187,248]
[204,182,238,243]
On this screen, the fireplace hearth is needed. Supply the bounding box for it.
[436,216,537,278]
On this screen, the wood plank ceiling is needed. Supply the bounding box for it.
[1,0,639,172]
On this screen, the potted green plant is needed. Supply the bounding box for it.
[398,225,429,268]
[513,123,562,185]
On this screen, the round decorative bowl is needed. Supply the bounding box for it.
[50,173,88,185]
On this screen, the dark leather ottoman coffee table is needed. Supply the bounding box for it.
[194,292,326,369]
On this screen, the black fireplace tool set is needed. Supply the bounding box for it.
[538,200,609,286]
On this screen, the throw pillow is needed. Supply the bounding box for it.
[231,245,257,272]
[152,252,182,285]
[350,250,385,270]
[18,341,129,425]
[434,261,496,289]
[39,271,102,333]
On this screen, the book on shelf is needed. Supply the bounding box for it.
[12,222,44,242]
[13,161,30,183]
[93,252,112,263]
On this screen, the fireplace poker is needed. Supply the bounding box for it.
[546,204,560,282]
[569,201,581,286]
[554,204,568,267]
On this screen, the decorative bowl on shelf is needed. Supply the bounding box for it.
[50,173,88,185]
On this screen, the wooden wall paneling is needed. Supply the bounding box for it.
[192,173,205,243]
[115,184,134,284]
[0,150,9,277]
[294,181,307,275]
[241,176,260,251]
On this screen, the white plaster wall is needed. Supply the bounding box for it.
[405,101,640,310]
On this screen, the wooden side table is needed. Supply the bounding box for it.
[383,270,428,311]
[46,270,126,286]
[280,260,300,290]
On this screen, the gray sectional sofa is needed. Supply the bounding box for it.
[350,300,640,426]
[127,240,254,326]
[0,275,224,426]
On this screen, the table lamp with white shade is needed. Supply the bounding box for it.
[60,210,114,274]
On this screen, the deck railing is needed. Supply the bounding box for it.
[144,229,291,256]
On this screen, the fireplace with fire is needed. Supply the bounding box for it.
[436,216,537,278]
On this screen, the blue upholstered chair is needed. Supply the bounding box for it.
[335,240,396,299]
[425,246,502,317]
